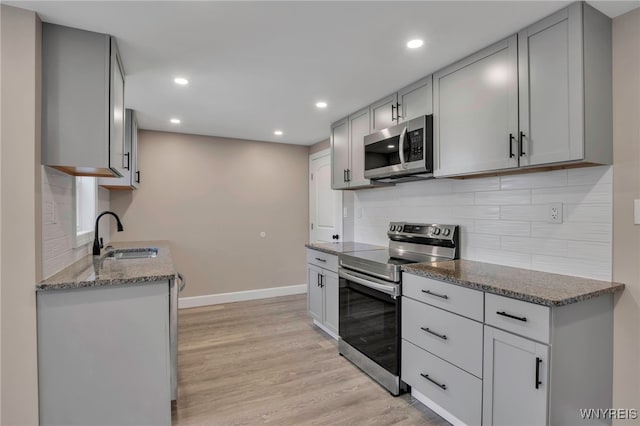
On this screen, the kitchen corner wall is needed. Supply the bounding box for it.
[351,166,613,281]
[41,167,110,279]
[109,130,309,298]
[612,7,640,423]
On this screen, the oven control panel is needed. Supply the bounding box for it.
[388,222,457,240]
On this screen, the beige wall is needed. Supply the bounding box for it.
[612,7,640,421]
[110,131,309,297]
[309,138,329,155]
[0,5,41,425]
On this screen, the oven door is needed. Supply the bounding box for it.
[363,115,432,180]
[338,268,400,375]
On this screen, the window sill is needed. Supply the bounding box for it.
[75,230,94,249]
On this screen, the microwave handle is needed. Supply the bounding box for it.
[399,126,408,169]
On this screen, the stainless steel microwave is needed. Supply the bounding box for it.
[363,115,433,181]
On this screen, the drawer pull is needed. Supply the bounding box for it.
[422,289,448,300]
[496,311,527,322]
[315,257,327,263]
[535,357,542,389]
[420,326,447,340]
[420,373,447,390]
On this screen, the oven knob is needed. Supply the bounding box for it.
[433,227,441,235]
[443,228,451,237]
[391,225,396,231]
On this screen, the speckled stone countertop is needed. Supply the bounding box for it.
[305,241,386,255]
[402,259,625,306]
[36,241,176,291]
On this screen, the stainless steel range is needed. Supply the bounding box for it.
[338,222,459,395]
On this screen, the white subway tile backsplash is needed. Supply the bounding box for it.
[475,220,531,236]
[500,170,567,189]
[451,205,500,220]
[500,205,548,221]
[41,166,110,279]
[475,189,531,205]
[567,166,612,186]
[353,166,612,281]
[500,236,568,257]
[452,176,500,193]
[531,221,611,242]
[532,184,611,204]
[564,204,612,223]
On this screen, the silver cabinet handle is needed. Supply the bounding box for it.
[399,127,408,169]
[420,373,447,390]
[315,257,326,262]
[177,272,186,292]
[422,289,448,300]
[420,326,448,340]
[338,268,398,297]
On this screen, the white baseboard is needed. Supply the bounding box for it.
[411,388,467,426]
[178,284,307,309]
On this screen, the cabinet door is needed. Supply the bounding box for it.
[307,265,323,322]
[398,75,433,123]
[322,270,339,335]
[370,93,398,133]
[110,38,126,177]
[331,117,350,189]
[483,326,549,426]
[131,111,140,188]
[518,3,583,166]
[348,107,371,188]
[434,35,519,176]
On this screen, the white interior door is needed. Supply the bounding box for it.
[310,151,342,243]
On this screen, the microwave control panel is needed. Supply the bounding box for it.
[406,129,424,162]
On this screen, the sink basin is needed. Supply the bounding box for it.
[104,247,159,260]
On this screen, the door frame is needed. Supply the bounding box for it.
[309,148,343,243]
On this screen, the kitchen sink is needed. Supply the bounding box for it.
[104,247,159,260]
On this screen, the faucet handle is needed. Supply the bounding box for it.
[99,237,104,249]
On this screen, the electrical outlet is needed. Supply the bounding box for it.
[548,203,563,224]
[343,207,348,218]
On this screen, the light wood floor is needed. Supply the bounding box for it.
[172,294,450,426]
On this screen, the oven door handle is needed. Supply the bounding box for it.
[339,268,399,298]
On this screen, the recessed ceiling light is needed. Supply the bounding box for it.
[174,77,189,85]
[274,130,283,136]
[170,118,181,124]
[407,39,424,49]
[387,144,396,149]
[316,101,328,109]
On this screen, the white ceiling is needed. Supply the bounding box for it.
[9,1,640,145]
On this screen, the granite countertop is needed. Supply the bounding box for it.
[402,259,625,306]
[305,241,386,255]
[37,241,176,291]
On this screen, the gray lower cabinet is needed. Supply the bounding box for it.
[42,23,126,178]
[37,282,171,426]
[99,109,140,190]
[306,249,338,337]
[483,326,548,426]
[434,2,612,177]
[403,273,615,426]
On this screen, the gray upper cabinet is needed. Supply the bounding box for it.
[434,2,611,177]
[370,93,398,133]
[99,109,140,190]
[330,117,350,190]
[331,109,387,190]
[42,23,126,178]
[398,75,433,123]
[518,2,611,168]
[434,35,519,177]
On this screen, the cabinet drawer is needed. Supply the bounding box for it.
[402,297,483,378]
[402,273,484,321]
[485,293,550,343]
[306,249,338,272]
[402,340,482,426]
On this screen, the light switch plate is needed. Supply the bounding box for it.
[634,200,640,225]
[343,207,348,218]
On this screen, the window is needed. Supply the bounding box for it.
[75,176,97,247]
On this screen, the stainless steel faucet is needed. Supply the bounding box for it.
[93,211,124,256]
